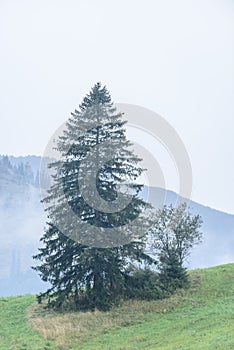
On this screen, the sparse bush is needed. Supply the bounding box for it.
[124,268,163,300]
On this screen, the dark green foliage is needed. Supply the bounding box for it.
[34,228,153,311]
[124,268,163,300]
[158,249,189,294]
[33,85,204,311]
[33,83,152,311]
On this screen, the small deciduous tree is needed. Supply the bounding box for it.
[148,203,203,291]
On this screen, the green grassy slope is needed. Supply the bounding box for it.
[0,295,55,350]
[0,263,233,350]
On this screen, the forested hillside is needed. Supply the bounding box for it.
[0,155,47,296]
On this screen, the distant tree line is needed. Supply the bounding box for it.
[0,155,40,187]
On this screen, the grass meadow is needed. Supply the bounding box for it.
[0,263,233,349]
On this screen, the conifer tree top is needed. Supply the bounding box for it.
[79,82,112,110]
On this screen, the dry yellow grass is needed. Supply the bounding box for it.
[27,287,189,348]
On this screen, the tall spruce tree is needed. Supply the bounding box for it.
[33,83,152,310]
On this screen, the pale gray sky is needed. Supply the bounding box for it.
[1,0,234,214]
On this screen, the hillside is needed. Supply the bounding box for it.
[0,263,233,349]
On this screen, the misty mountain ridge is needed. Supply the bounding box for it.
[0,155,233,297]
